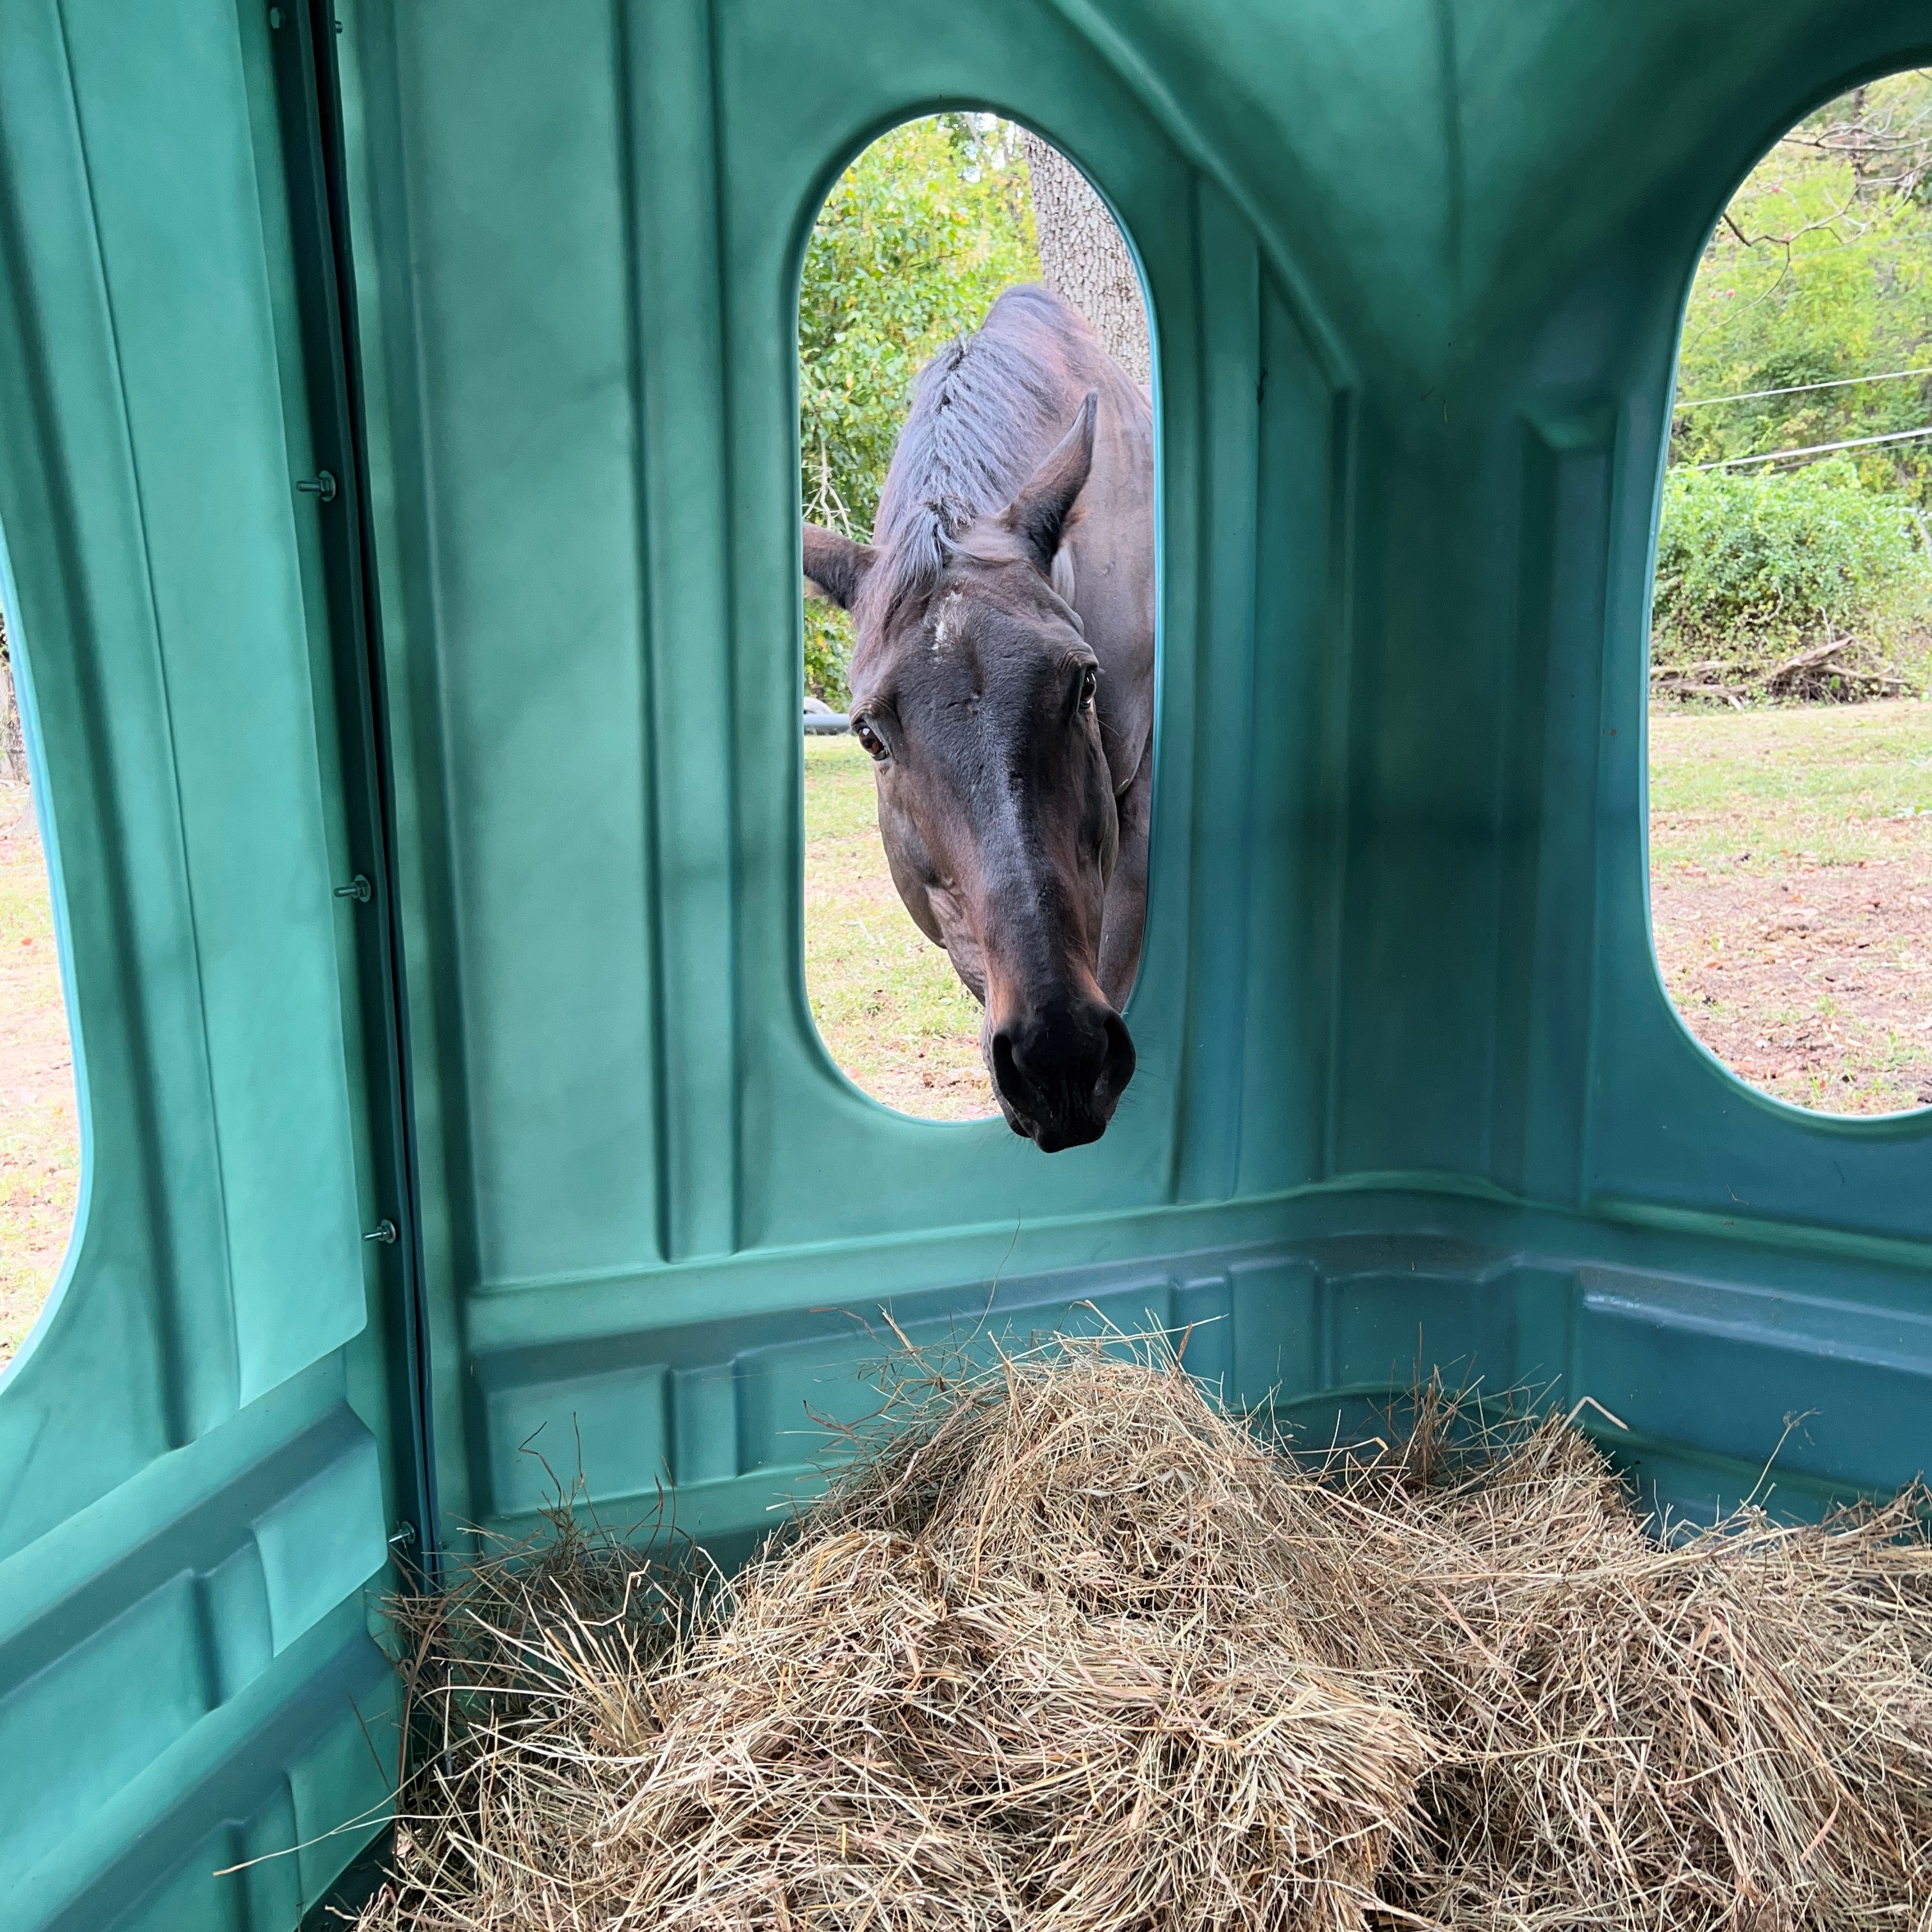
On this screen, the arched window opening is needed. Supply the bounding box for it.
[799,116,1157,1149]
[1651,71,1932,1115]
[0,603,79,1365]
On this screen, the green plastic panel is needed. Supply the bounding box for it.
[0,2,413,1926]
[1,1,1929,1928]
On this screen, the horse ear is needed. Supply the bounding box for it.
[802,522,876,611]
[1000,390,1097,578]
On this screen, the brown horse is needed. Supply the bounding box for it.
[803,285,1154,1151]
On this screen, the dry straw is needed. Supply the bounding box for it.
[355,1336,1932,1931]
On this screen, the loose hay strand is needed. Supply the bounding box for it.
[354,1336,1932,1931]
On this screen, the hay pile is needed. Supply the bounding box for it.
[358,1342,1932,1931]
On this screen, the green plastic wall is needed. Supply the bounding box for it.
[0,1,1928,1926]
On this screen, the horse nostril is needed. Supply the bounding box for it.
[991,1026,1041,1118]
[991,1028,1021,1096]
[1098,1011,1136,1104]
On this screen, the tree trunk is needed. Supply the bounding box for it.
[0,611,22,786]
[1021,133,1151,388]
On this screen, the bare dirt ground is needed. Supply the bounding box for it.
[804,737,996,1120]
[1651,854,1932,1112]
[1649,700,1932,1114]
[0,782,78,1365]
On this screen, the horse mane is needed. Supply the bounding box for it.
[859,285,1093,632]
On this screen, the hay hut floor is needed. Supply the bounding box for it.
[355,1342,1932,1931]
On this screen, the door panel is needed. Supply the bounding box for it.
[55,0,366,1408]
[0,3,408,1924]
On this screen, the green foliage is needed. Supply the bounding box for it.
[1671,72,1932,495]
[799,115,1039,706]
[1653,461,1931,694]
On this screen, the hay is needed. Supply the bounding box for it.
[355,1341,1932,1931]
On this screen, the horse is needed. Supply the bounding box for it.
[802,284,1155,1152]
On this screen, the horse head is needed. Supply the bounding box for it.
[803,393,1135,1151]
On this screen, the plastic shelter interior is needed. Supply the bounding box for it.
[1,2,1929,1927]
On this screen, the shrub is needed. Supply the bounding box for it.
[802,603,854,714]
[1652,460,1932,698]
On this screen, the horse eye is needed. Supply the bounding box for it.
[1079,666,1098,708]
[852,716,888,761]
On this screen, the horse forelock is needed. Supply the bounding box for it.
[858,287,1089,639]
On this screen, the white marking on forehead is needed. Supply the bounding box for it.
[930,588,964,650]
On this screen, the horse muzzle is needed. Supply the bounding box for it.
[989,997,1135,1152]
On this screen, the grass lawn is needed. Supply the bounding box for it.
[1649,700,1932,871]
